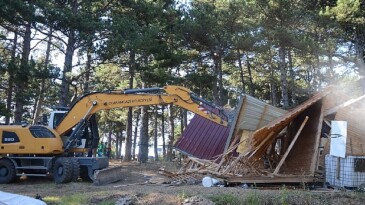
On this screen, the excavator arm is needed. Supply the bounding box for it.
[55,86,228,151]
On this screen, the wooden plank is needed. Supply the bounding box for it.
[310,104,324,174]
[216,132,242,172]
[226,176,321,183]
[247,131,275,159]
[273,116,309,175]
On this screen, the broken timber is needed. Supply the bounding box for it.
[164,87,364,185]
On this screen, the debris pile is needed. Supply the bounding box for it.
[162,85,365,188]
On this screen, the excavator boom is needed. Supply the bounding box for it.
[56,85,228,137]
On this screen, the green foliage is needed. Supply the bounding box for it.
[244,191,262,205]
[43,193,117,205]
[43,194,87,205]
[209,193,241,205]
[0,102,11,118]
[279,185,289,205]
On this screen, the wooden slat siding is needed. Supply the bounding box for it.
[334,105,365,156]
[274,116,309,175]
[281,101,323,175]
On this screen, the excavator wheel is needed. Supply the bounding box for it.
[53,157,73,184]
[70,158,80,182]
[0,158,16,184]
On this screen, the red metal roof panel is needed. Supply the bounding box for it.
[174,115,230,160]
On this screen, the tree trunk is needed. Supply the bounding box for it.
[183,109,187,131]
[211,51,222,105]
[237,49,245,93]
[166,104,175,161]
[139,106,149,163]
[154,106,159,161]
[14,21,31,123]
[132,111,140,160]
[116,132,120,159]
[180,109,184,136]
[124,51,135,162]
[268,44,277,106]
[33,27,53,124]
[247,57,254,97]
[279,46,289,108]
[354,27,365,92]
[6,27,18,124]
[313,54,321,91]
[60,1,78,106]
[83,41,92,94]
[161,105,166,160]
[218,55,224,106]
[288,49,296,107]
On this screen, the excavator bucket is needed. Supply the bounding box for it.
[93,165,124,186]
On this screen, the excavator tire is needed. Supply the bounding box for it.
[0,158,16,184]
[70,158,80,182]
[53,157,73,184]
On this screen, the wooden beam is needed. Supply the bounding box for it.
[273,116,309,175]
[311,104,324,174]
[247,131,275,159]
[226,176,321,183]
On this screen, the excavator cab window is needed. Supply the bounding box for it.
[29,126,56,138]
[53,112,66,128]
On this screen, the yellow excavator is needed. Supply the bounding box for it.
[0,86,228,184]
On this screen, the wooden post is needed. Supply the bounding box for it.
[273,116,309,175]
[310,104,324,174]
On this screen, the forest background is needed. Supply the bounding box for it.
[1,0,365,163]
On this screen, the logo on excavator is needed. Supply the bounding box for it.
[108,97,153,105]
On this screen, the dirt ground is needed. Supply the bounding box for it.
[1,160,365,205]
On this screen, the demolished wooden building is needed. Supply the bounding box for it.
[169,86,365,186]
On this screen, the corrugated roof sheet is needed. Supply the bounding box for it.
[174,114,230,160]
[225,95,287,151]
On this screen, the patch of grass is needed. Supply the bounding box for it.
[177,190,190,200]
[96,199,116,205]
[244,191,262,205]
[43,194,87,205]
[209,193,241,205]
[279,185,289,205]
[43,196,61,205]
